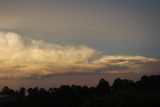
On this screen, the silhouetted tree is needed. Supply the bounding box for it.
[1,75,160,107]
[97,79,111,94]
[112,78,134,91]
[136,75,160,90]
[19,87,26,98]
[27,88,34,96]
[1,86,15,95]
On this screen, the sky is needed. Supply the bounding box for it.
[0,0,160,89]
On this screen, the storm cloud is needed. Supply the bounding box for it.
[0,31,159,79]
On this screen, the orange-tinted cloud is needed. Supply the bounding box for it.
[0,31,159,79]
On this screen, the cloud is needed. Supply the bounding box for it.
[0,31,159,79]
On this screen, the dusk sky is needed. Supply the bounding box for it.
[0,0,160,89]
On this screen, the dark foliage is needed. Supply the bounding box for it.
[0,75,160,107]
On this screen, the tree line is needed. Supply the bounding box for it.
[1,74,160,107]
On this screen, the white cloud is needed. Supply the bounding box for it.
[0,31,99,64]
[0,31,159,79]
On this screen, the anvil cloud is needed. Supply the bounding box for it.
[0,31,159,79]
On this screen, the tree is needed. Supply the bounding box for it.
[112,78,134,91]
[1,86,15,95]
[97,79,111,94]
[19,87,26,98]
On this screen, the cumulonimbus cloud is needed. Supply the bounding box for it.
[0,31,159,79]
